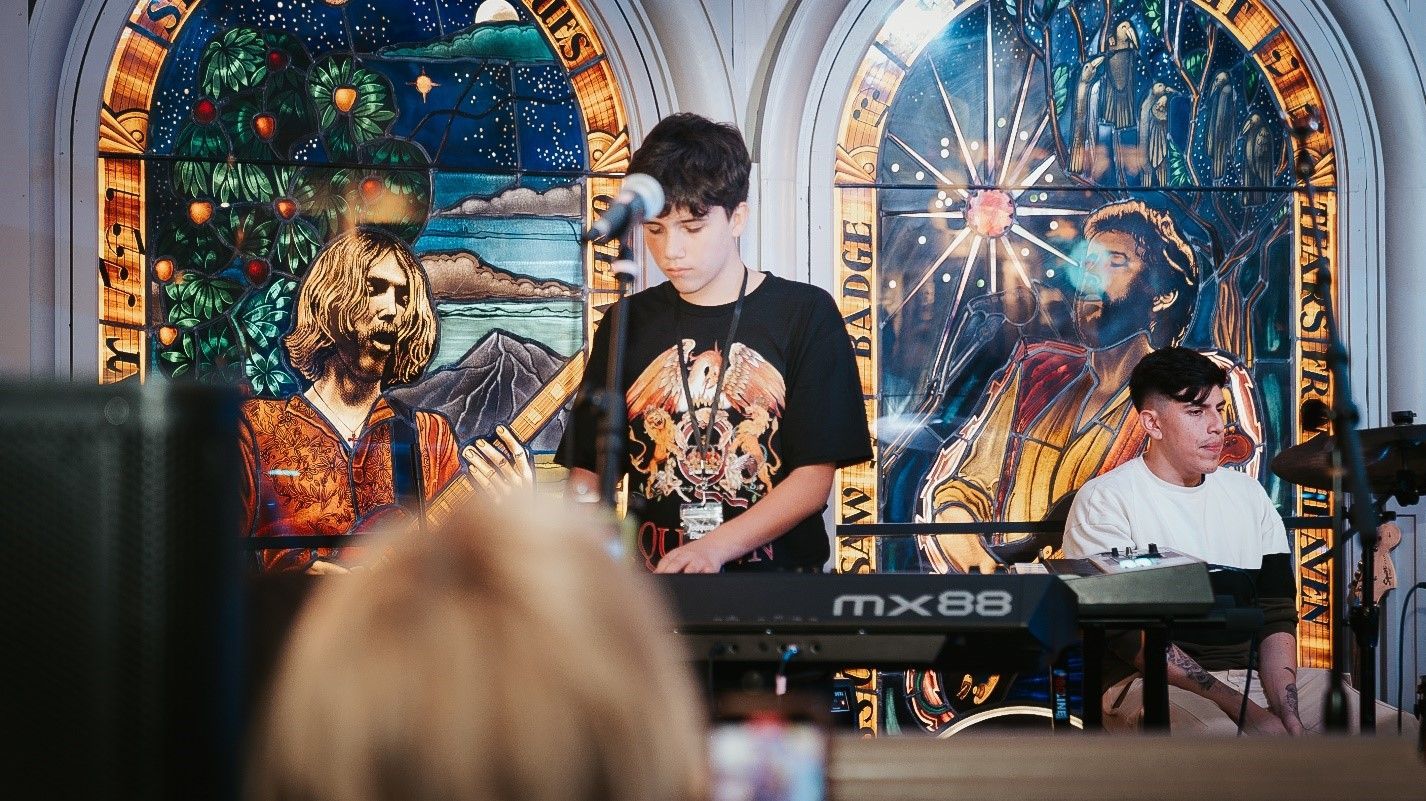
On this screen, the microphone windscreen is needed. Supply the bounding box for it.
[620,173,665,219]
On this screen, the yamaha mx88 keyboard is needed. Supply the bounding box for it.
[658,573,1078,672]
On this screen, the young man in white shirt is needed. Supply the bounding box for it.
[1065,346,1406,734]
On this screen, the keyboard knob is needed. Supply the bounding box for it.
[1148,543,1160,557]
[1110,547,1119,558]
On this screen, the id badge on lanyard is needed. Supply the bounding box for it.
[680,499,724,540]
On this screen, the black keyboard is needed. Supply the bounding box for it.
[657,573,1077,672]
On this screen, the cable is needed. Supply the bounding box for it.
[1397,582,1426,735]
[1204,563,1260,735]
[1238,634,1259,736]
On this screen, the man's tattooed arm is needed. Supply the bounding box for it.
[1280,681,1300,720]
[1258,634,1303,733]
[1167,644,1218,692]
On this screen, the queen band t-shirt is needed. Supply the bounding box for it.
[557,273,872,571]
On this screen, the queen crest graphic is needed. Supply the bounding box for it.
[625,339,787,508]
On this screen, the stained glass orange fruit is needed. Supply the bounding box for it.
[333,86,357,113]
[188,200,213,225]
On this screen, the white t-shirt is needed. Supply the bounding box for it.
[1062,456,1289,569]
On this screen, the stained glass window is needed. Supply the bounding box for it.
[97,0,630,459]
[831,0,1338,732]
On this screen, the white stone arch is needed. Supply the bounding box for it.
[34,0,686,379]
[751,0,1425,424]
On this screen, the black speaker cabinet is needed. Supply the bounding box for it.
[0,380,243,800]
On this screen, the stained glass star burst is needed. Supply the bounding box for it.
[882,2,1087,317]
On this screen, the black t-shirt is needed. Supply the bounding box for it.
[556,273,872,571]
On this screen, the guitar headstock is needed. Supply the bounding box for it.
[1350,520,1401,604]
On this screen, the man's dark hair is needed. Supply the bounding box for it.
[1129,347,1228,411]
[627,113,750,217]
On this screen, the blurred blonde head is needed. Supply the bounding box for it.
[247,498,706,801]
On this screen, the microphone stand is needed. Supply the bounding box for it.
[594,241,639,507]
[1290,107,1382,733]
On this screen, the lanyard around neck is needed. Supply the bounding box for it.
[673,267,750,462]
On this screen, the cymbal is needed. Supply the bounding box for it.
[1269,424,1426,494]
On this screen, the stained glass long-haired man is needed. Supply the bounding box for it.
[239,227,464,573]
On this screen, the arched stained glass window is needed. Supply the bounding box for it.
[97,0,629,459]
[831,0,1337,731]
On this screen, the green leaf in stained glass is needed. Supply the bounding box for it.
[308,56,397,148]
[1145,0,1165,37]
[160,334,197,378]
[386,170,428,197]
[274,220,322,275]
[238,278,295,350]
[363,137,428,166]
[277,167,319,209]
[244,348,298,397]
[1184,51,1207,86]
[223,105,271,159]
[264,69,317,155]
[189,325,242,385]
[1052,64,1073,116]
[223,207,277,259]
[199,28,267,99]
[172,125,227,197]
[169,275,242,324]
[210,162,242,204]
[1167,138,1191,186]
[238,162,275,200]
[157,221,228,278]
[324,124,359,161]
[303,169,354,237]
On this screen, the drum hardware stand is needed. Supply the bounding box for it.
[1338,414,1423,733]
[1288,105,1384,733]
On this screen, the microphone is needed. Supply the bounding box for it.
[583,174,664,243]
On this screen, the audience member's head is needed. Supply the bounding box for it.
[247,499,706,801]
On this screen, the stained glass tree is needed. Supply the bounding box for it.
[152,26,431,395]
